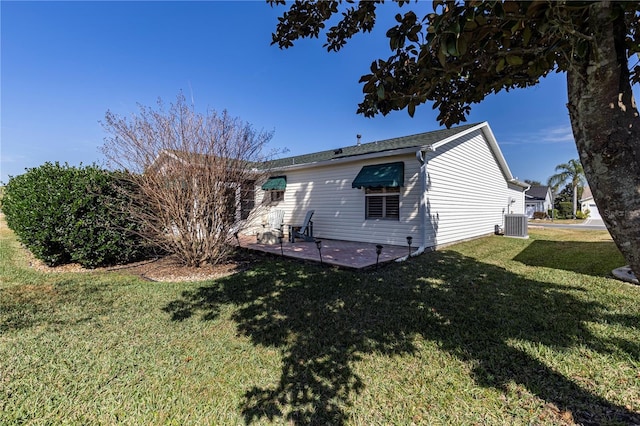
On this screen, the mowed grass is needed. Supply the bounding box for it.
[1,220,639,425]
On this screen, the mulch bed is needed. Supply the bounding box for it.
[24,249,253,283]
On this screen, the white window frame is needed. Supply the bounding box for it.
[365,187,400,220]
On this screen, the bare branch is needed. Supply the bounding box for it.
[101,93,274,267]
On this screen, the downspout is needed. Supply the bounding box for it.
[396,146,434,262]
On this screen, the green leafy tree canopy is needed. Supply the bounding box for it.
[270,0,639,125]
[269,0,640,277]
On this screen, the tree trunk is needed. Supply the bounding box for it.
[566,2,640,279]
[572,184,578,219]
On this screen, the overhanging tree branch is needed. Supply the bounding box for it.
[269,0,640,279]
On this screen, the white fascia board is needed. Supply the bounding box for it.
[510,180,531,189]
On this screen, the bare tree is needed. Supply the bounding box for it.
[101,94,273,267]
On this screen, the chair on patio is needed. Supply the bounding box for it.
[257,209,285,244]
[289,210,315,242]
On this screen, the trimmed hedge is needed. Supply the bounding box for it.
[1,162,148,268]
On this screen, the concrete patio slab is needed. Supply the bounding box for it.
[238,235,417,270]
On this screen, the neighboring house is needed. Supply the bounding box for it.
[525,185,553,218]
[249,122,528,252]
[580,186,602,219]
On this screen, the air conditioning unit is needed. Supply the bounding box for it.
[504,214,528,238]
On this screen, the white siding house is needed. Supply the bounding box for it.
[247,122,527,251]
[580,186,602,219]
[525,186,553,218]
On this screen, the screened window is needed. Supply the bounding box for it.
[365,187,400,220]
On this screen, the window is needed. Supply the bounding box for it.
[262,176,286,205]
[214,181,255,223]
[365,187,400,220]
[240,181,255,220]
[270,190,284,202]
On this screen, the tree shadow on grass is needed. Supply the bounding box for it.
[513,240,625,277]
[163,252,640,425]
[0,279,116,334]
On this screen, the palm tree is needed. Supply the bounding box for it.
[547,159,586,218]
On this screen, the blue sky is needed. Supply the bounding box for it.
[1,1,608,185]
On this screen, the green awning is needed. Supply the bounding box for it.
[261,176,287,191]
[352,162,404,189]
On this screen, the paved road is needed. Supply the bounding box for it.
[529,218,607,230]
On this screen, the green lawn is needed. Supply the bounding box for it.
[1,223,639,425]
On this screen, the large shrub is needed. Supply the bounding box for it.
[1,162,149,268]
[557,202,574,219]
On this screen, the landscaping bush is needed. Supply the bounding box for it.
[558,202,573,219]
[1,162,149,267]
[532,211,547,220]
[576,209,591,220]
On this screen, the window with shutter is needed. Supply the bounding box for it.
[365,187,400,220]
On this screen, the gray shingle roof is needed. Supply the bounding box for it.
[525,185,550,200]
[265,123,481,169]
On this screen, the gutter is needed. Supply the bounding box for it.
[396,144,529,262]
[396,145,435,262]
[510,178,530,189]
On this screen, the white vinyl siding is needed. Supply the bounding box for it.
[245,126,525,249]
[507,182,525,214]
[420,129,525,248]
[247,154,421,246]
